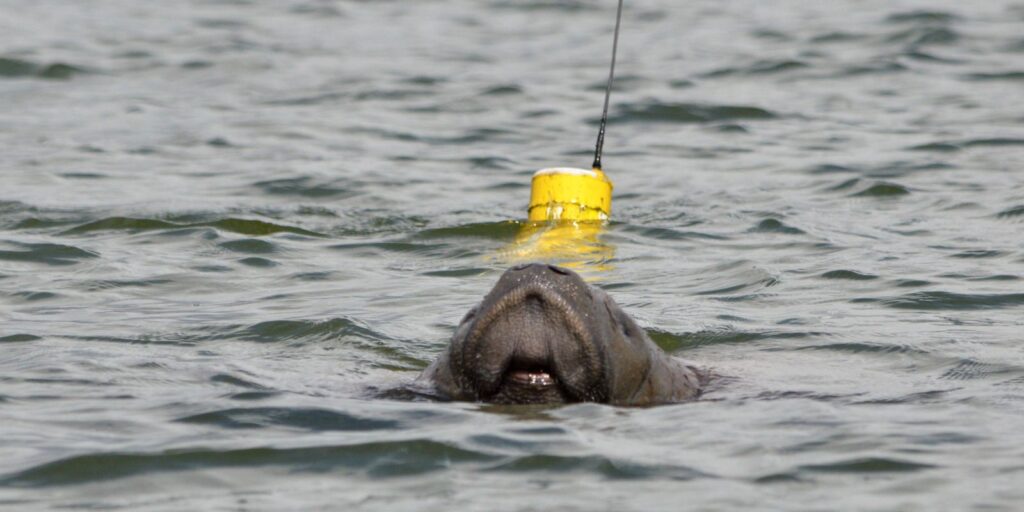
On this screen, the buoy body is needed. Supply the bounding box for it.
[527,167,613,222]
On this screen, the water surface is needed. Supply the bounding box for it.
[2,0,1024,510]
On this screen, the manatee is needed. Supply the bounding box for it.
[418,263,704,405]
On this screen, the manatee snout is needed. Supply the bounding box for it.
[457,264,606,403]
[418,263,703,405]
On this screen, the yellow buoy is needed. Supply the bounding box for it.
[496,0,624,273]
[527,167,613,222]
[526,0,622,223]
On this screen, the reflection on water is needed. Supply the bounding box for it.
[495,220,615,276]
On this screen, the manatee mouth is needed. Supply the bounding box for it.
[501,353,560,390]
[459,285,604,404]
[491,358,568,404]
[505,368,556,387]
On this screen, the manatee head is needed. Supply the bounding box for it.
[419,263,701,405]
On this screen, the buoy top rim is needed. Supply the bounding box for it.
[533,167,601,178]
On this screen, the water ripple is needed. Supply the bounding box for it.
[60,217,324,238]
[609,101,777,124]
[2,440,494,487]
[910,138,1024,152]
[799,457,934,474]
[821,270,879,281]
[176,407,400,431]
[0,242,98,266]
[0,56,85,80]
[648,329,825,352]
[701,59,809,78]
[879,291,1024,310]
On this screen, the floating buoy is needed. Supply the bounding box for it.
[528,167,613,222]
[528,0,623,224]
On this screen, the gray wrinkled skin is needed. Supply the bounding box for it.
[418,263,704,405]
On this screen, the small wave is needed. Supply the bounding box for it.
[886,10,961,24]
[0,242,99,266]
[850,182,910,197]
[821,270,878,280]
[329,240,432,255]
[893,279,931,288]
[748,218,804,235]
[839,60,908,76]
[886,26,960,47]
[222,317,384,344]
[180,60,212,70]
[354,88,430,101]
[289,2,345,17]
[238,256,277,267]
[862,160,954,178]
[77,278,172,292]
[880,291,1024,310]
[796,342,926,355]
[910,137,1024,152]
[179,319,423,367]
[620,225,727,241]
[398,75,444,87]
[2,440,491,487]
[701,59,809,78]
[647,328,822,352]
[10,290,59,301]
[414,221,521,241]
[263,91,349,106]
[810,31,865,44]
[61,216,324,237]
[940,359,1019,381]
[800,457,934,474]
[963,71,1024,81]
[470,156,517,171]
[966,274,1019,282]
[0,334,40,343]
[422,267,490,278]
[484,453,704,480]
[219,238,278,254]
[176,407,400,431]
[480,84,523,96]
[855,389,955,405]
[903,50,964,63]
[808,163,857,174]
[0,57,86,80]
[609,101,776,124]
[996,205,1024,219]
[210,373,266,390]
[753,390,861,402]
[488,0,596,11]
[950,250,1004,259]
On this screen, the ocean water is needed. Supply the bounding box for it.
[1,0,1023,510]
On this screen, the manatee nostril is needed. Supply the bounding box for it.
[511,263,532,271]
[547,265,569,276]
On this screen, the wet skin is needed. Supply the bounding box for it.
[418,263,704,405]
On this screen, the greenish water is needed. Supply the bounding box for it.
[2,0,1024,510]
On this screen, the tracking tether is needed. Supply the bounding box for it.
[592,0,623,171]
[527,0,623,223]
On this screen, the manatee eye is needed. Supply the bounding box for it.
[548,265,569,276]
[619,315,635,337]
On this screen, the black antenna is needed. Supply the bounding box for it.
[591,0,624,171]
